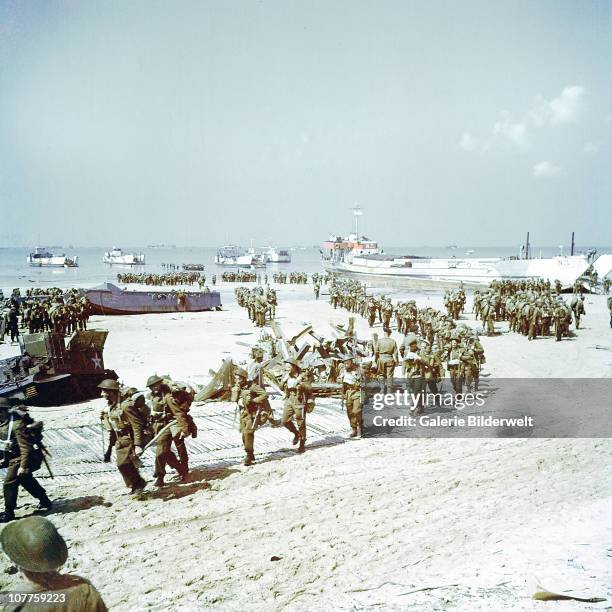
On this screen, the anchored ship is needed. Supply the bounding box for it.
[85,282,221,315]
[0,330,117,406]
[27,247,78,268]
[321,209,594,287]
[103,247,146,265]
[263,246,292,263]
[215,245,255,267]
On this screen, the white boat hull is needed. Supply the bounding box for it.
[323,255,591,287]
[27,255,78,267]
[215,255,254,267]
[103,254,145,265]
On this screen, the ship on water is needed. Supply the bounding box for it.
[321,208,597,287]
[215,245,255,267]
[103,247,146,265]
[85,283,222,315]
[262,246,292,263]
[27,247,78,268]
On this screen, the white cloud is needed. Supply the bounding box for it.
[459,132,481,152]
[533,160,561,178]
[583,141,598,154]
[493,111,529,148]
[528,86,585,126]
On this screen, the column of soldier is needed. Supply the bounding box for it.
[328,278,486,399]
[234,286,277,326]
[272,272,308,284]
[473,279,585,341]
[1,289,91,343]
[116,272,202,286]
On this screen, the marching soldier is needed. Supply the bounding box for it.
[98,379,147,496]
[375,328,398,393]
[147,375,193,485]
[341,356,363,437]
[446,338,463,393]
[280,359,309,453]
[0,399,52,523]
[231,368,273,465]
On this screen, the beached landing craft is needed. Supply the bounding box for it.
[102,247,146,265]
[0,330,117,406]
[215,245,255,267]
[321,209,599,288]
[27,247,78,268]
[85,282,221,315]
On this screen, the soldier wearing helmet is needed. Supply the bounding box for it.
[98,378,147,496]
[0,516,107,610]
[280,359,309,453]
[231,367,274,465]
[0,398,52,523]
[146,375,191,487]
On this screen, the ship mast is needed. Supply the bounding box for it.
[352,206,363,239]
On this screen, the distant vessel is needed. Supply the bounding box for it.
[103,247,146,266]
[263,246,291,263]
[182,263,205,271]
[147,244,176,249]
[215,245,254,267]
[0,330,117,406]
[321,210,594,287]
[27,247,78,268]
[85,283,222,315]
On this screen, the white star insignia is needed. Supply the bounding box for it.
[91,353,102,369]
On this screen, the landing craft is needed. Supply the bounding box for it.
[321,210,601,289]
[84,283,222,315]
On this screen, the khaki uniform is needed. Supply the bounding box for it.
[231,381,271,461]
[375,336,398,388]
[107,398,146,491]
[0,413,49,520]
[341,366,363,434]
[281,374,310,448]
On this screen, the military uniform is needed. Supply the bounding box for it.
[281,362,310,453]
[341,359,363,437]
[232,374,272,465]
[100,382,147,494]
[375,332,398,392]
[0,403,51,522]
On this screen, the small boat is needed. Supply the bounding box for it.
[85,283,222,315]
[182,263,205,271]
[27,247,78,268]
[215,245,254,267]
[263,246,291,263]
[103,247,146,265]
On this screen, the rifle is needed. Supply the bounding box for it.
[141,419,178,453]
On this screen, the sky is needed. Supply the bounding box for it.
[0,0,610,248]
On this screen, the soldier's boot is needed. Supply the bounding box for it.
[37,494,52,512]
[103,449,112,463]
[244,451,255,466]
[350,428,358,437]
[284,421,300,445]
[154,476,166,488]
[297,439,306,454]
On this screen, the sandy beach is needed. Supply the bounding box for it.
[0,284,610,610]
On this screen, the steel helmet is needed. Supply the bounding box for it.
[97,378,120,391]
[146,375,164,388]
[1,517,68,572]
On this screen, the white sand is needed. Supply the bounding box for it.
[0,285,610,610]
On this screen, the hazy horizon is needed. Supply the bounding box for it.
[1,0,610,247]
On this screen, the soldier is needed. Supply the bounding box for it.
[231,368,273,465]
[98,379,147,496]
[280,359,309,453]
[0,516,108,610]
[375,328,398,393]
[571,296,585,329]
[446,338,463,393]
[147,376,192,485]
[0,399,52,523]
[341,356,363,437]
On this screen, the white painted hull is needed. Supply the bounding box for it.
[266,254,291,263]
[215,254,254,267]
[103,254,145,265]
[27,255,78,267]
[323,255,591,287]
